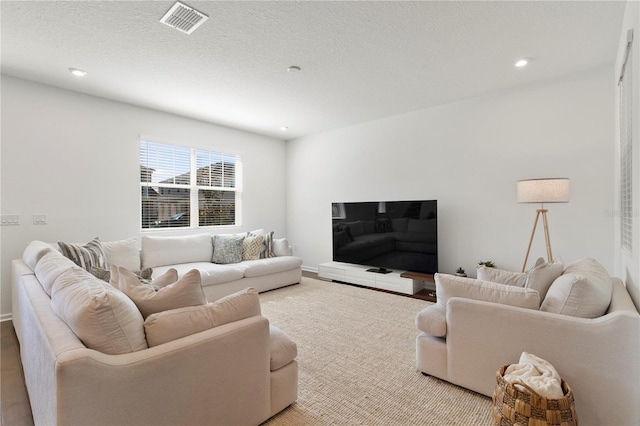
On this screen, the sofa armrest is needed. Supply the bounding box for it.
[55,316,272,426]
[445,296,640,425]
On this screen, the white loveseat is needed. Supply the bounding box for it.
[415,258,640,426]
[11,233,301,425]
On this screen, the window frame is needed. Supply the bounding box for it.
[139,138,242,231]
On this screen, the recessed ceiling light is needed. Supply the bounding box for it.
[69,68,87,77]
[514,59,529,68]
[280,126,289,131]
[287,66,301,73]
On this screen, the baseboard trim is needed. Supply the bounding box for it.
[0,313,13,322]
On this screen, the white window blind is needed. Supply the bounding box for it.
[140,139,241,229]
[619,30,633,253]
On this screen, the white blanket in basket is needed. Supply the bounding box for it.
[503,352,564,399]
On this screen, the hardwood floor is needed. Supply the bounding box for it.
[1,321,34,426]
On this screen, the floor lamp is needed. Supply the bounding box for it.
[517,178,570,272]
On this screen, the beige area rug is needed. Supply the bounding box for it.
[259,277,492,425]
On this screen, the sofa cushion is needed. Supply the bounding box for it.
[23,240,57,270]
[540,258,612,318]
[118,267,206,318]
[242,234,264,261]
[144,287,261,347]
[435,273,540,310]
[58,237,108,272]
[102,238,141,271]
[415,304,446,337]
[50,267,148,354]
[272,238,291,256]
[524,258,564,300]
[34,249,78,296]
[141,233,213,268]
[212,234,245,264]
[243,256,303,278]
[477,266,526,287]
[153,262,247,287]
[269,325,298,371]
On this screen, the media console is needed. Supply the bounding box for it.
[318,261,432,295]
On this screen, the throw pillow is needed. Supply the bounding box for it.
[272,238,291,256]
[540,258,612,318]
[263,231,275,258]
[144,287,261,347]
[477,266,526,287]
[117,267,206,319]
[525,257,564,300]
[212,234,245,264]
[50,267,148,354]
[435,273,540,310]
[58,237,108,272]
[243,234,264,261]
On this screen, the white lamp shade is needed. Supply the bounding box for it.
[517,178,570,203]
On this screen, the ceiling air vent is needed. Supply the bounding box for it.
[160,1,208,35]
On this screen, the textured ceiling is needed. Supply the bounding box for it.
[0,1,627,140]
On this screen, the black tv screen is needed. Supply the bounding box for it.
[331,200,438,274]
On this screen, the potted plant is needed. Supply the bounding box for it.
[478,261,495,268]
[455,267,467,277]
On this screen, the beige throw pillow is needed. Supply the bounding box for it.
[144,287,261,347]
[243,234,264,260]
[117,267,206,319]
[477,266,526,287]
[50,267,148,354]
[435,273,540,310]
[540,258,612,318]
[525,258,564,300]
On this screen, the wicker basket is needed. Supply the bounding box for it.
[492,364,578,426]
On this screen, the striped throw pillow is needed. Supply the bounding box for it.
[58,237,108,272]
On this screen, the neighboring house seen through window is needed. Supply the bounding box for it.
[140,139,241,229]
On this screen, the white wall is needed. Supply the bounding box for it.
[614,0,640,309]
[286,66,616,279]
[0,76,288,318]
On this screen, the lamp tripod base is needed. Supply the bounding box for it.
[521,208,554,272]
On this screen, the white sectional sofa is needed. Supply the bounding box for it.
[11,232,302,425]
[415,258,640,426]
[139,232,303,301]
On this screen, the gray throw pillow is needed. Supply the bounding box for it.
[212,234,245,264]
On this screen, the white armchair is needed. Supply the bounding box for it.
[415,259,640,426]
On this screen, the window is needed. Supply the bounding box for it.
[140,139,241,229]
[619,30,634,253]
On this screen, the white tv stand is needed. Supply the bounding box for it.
[318,261,425,295]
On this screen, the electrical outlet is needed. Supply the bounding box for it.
[1,215,20,226]
[33,214,47,225]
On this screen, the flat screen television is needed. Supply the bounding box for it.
[331,200,437,274]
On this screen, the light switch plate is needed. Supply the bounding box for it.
[1,215,20,225]
[33,214,47,225]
